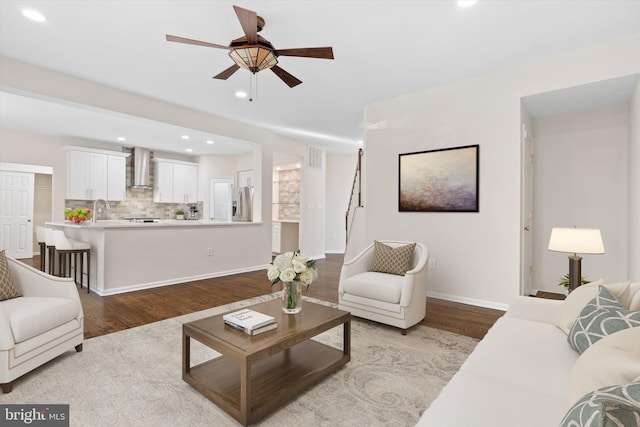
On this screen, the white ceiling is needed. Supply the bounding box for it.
[1,1,640,156]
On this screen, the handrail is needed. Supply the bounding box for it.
[345,148,364,244]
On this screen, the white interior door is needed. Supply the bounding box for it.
[209,178,233,221]
[521,127,534,295]
[0,171,34,258]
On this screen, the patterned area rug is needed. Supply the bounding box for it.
[3,295,478,426]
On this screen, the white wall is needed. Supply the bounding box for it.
[1,129,75,222]
[325,153,358,253]
[363,33,640,308]
[299,146,326,259]
[533,105,629,291]
[629,80,640,280]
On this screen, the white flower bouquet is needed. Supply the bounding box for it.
[268,250,317,287]
[267,250,317,312]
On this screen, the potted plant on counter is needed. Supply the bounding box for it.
[176,209,185,220]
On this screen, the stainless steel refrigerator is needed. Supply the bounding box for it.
[232,186,253,222]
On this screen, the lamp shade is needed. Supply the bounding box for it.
[229,46,278,73]
[548,227,605,255]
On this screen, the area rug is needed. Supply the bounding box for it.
[3,295,478,426]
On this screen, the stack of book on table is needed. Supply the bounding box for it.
[223,308,277,335]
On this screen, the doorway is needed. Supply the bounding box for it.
[209,178,233,221]
[0,163,53,259]
[520,126,534,296]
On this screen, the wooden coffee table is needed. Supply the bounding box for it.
[182,298,351,426]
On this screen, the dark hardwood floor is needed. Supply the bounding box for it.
[22,254,504,340]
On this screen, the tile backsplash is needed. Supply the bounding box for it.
[277,169,300,221]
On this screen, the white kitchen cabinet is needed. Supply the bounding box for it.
[238,169,254,188]
[272,221,299,254]
[153,160,174,203]
[153,159,198,203]
[107,155,127,201]
[173,163,198,203]
[272,222,281,253]
[65,147,129,201]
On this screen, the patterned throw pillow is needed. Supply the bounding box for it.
[560,382,640,427]
[371,241,416,276]
[567,286,640,354]
[0,250,21,301]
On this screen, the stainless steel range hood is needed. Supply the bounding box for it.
[131,147,151,187]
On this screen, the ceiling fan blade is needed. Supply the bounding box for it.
[213,64,240,80]
[274,47,334,60]
[271,65,302,88]
[166,34,231,50]
[233,5,258,45]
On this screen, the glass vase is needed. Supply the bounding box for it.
[281,281,302,314]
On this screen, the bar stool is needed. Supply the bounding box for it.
[44,228,57,275]
[35,226,47,272]
[53,230,91,293]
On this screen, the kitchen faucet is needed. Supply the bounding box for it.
[92,199,111,224]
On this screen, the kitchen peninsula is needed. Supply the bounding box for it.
[46,220,265,295]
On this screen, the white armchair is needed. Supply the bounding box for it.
[338,241,428,334]
[0,256,84,393]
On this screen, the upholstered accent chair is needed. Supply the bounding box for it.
[338,240,429,334]
[0,256,84,393]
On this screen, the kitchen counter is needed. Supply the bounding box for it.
[46,220,267,296]
[47,219,261,228]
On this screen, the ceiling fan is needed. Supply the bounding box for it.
[165,5,334,88]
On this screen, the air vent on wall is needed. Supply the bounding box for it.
[307,145,323,169]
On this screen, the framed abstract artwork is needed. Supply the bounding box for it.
[399,144,479,212]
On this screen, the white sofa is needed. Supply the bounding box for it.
[0,256,84,393]
[417,281,640,427]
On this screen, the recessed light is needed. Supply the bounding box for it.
[22,9,46,22]
[235,91,247,98]
[117,137,126,141]
[357,140,363,145]
[206,140,214,145]
[457,0,478,8]
[186,148,193,153]
[296,163,301,169]
[181,135,190,140]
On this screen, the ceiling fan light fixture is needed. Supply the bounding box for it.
[229,46,278,73]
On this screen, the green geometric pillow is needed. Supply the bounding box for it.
[567,286,640,354]
[560,382,640,427]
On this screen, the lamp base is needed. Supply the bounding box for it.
[568,255,583,293]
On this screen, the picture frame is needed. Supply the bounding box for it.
[399,144,479,212]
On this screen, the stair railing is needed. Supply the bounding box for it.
[345,148,364,245]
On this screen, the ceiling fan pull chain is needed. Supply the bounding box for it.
[249,72,253,102]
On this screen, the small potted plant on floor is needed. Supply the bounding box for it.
[176,209,185,220]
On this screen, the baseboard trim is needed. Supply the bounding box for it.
[426,291,509,312]
[95,264,270,296]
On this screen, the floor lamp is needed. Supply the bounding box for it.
[548,227,605,292]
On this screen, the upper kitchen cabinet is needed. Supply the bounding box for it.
[107,155,127,201]
[153,158,198,203]
[65,146,129,201]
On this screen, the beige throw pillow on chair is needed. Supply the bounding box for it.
[371,241,416,276]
